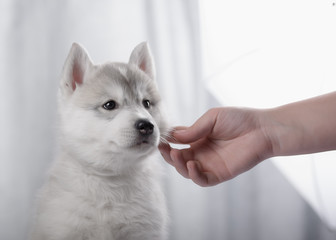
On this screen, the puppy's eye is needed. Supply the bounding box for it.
[142,99,151,109]
[102,100,117,110]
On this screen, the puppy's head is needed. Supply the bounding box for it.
[58,42,168,174]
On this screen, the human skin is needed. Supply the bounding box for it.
[159,91,336,187]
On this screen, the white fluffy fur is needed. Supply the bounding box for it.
[31,42,168,240]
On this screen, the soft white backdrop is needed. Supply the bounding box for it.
[1,1,336,240]
[200,0,336,230]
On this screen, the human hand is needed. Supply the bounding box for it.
[159,107,273,187]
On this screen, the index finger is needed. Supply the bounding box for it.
[173,109,219,144]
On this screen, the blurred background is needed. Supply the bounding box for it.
[1,0,336,239]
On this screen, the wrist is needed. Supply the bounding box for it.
[261,107,305,157]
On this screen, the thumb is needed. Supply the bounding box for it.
[173,109,218,144]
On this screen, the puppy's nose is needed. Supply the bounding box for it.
[135,119,154,136]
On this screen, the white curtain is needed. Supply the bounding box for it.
[1,1,336,240]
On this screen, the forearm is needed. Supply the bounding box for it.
[264,91,336,157]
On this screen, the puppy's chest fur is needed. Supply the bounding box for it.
[56,160,163,235]
[34,155,166,240]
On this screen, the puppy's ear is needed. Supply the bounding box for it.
[60,43,93,96]
[129,42,155,80]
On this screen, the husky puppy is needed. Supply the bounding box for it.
[31,42,168,240]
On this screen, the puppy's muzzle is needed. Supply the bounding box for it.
[135,119,154,136]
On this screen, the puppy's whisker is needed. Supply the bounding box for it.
[159,137,169,145]
[159,134,170,144]
[159,127,176,144]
